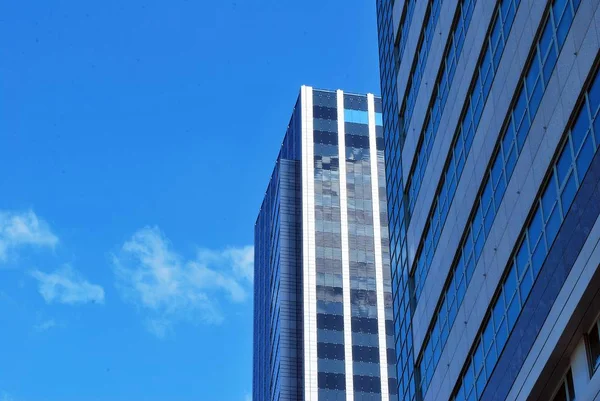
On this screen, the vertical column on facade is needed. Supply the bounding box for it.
[301,85,318,400]
[368,93,390,400]
[336,89,355,401]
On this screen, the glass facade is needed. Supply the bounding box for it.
[416,0,583,396]
[450,62,599,401]
[254,87,396,401]
[254,99,303,401]
[377,0,597,400]
[376,1,415,400]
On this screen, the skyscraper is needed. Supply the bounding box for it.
[254,87,397,401]
[376,0,600,400]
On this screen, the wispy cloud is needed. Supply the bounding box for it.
[30,266,105,305]
[112,226,253,337]
[198,245,254,284]
[34,319,58,332]
[0,210,58,262]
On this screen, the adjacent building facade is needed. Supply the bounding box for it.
[254,87,397,401]
[376,0,600,400]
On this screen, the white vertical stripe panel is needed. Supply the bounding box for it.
[301,85,319,401]
[337,89,355,401]
[367,94,390,401]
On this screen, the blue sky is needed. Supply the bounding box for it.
[0,1,380,400]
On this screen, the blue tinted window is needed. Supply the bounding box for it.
[545,206,561,245]
[561,172,577,212]
[556,5,573,46]
[576,133,594,179]
[528,209,543,247]
[541,177,558,220]
[543,44,558,85]
[519,266,533,297]
[515,241,529,279]
[344,109,369,125]
[590,73,600,111]
[571,106,589,152]
[556,142,573,185]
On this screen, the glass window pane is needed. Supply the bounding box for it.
[566,370,575,400]
[476,370,487,397]
[528,208,543,248]
[552,384,567,401]
[457,275,466,302]
[494,175,506,207]
[556,142,573,186]
[576,132,594,181]
[466,254,475,282]
[505,146,517,178]
[491,155,503,187]
[590,73,600,113]
[473,207,483,238]
[571,105,590,152]
[516,241,529,279]
[502,1,515,34]
[595,114,600,146]
[588,321,600,373]
[490,15,501,47]
[542,177,558,221]
[526,58,540,94]
[492,291,505,331]
[553,0,568,24]
[482,320,494,352]
[455,384,466,401]
[543,45,558,85]
[506,292,521,329]
[504,267,518,301]
[482,181,493,212]
[464,228,474,259]
[517,113,530,150]
[503,124,515,154]
[539,21,554,59]
[532,239,547,276]
[493,39,504,69]
[556,6,573,47]
[514,90,527,127]
[545,205,562,246]
[495,318,508,352]
[463,364,474,394]
[529,79,543,116]
[473,341,484,374]
[560,172,577,214]
[485,343,497,374]
[474,230,485,259]
[519,266,534,300]
[484,207,496,236]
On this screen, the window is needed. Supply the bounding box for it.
[551,369,576,401]
[587,318,600,375]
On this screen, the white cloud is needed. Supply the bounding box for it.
[34,319,58,332]
[112,226,253,336]
[0,210,58,262]
[197,245,254,284]
[30,266,105,305]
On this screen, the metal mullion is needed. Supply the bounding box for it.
[585,93,598,150]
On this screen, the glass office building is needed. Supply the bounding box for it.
[376,0,600,400]
[254,87,397,401]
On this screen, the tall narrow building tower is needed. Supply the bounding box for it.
[254,87,397,401]
[376,0,600,400]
